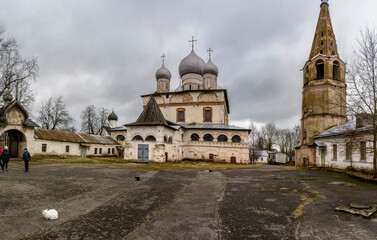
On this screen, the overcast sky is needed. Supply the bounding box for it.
[0,0,376,130]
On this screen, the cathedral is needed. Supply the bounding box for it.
[0,40,250,163]
[101,41,250,163]
[295,0,347,167]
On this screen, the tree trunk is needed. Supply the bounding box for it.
[373,129,377,178]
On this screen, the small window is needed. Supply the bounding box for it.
[191,134,200,141]
[218,135,228,142]
[164,136,168,143]
[346,143,352,160]
[204,134,214,142]
[95,148,98,154]
[177,109,185,122]
[42,144,47,152]
[145,135,156,142]
[168,137,173,144]
[360,142,366,161]
[99,148,102,154]
[333,144,337,160]
[204,108,212,122]
[232,135,241,143]
[209,154,214,161]
[321,40,324,46]
[320,50,323,54]
[108,148,110,154]
[66,145,70,153]
[321,32,324,37]
[112,148,115,154]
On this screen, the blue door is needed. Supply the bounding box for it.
[138,144,149,161]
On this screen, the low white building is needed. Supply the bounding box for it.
[312,118,375,170]
[268,152,287,164]
[0,95,120,158]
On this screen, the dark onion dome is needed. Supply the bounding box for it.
[178,50,206,77]
[202,59,219,76]
[155,63,171,80]
[108,110,118,121]
[2,91,13,102]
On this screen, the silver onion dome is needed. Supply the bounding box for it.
[108,110,118,121]
[202,59,219,76]
[155,63,172,80]
[178,50,206,77]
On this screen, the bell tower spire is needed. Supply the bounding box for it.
[309,0,338,59]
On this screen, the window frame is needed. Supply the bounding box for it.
[42,144,47,152]
[332,144,337,160]
[203,107,212,122]
[177,108,185,122]
[66,145,70,153]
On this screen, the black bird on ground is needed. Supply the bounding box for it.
[135,177,140,181]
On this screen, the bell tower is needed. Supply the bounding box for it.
[297,0,347,166]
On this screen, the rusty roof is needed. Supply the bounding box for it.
[79,133,119,145]
[34,128,119,145]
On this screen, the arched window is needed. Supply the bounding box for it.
[316,60,324,79]
[116,135,125,141]
[191,133,200,141]
[217,135,228,142]
[232,135,241,143]
[145,135,156,142]
[333,60,340,80]
[132,135,143,141]
[203,134,214,142]
[168,137,173,144]
[164,136,168,143]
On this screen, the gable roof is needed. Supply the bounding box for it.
[34,128,119,145]
[0,100,30,126]
[126,97,168,127]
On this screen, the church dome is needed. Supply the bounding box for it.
[108,110,118,121]
[155,63,171,80]
[202,59,219,76]
[178,50,206,77]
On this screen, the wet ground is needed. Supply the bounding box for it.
[1,163,377,240]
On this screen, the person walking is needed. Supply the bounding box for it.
[0,146,10,173]
[0,144,3,171]
[22,148,31,172]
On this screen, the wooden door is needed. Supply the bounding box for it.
[231,156,236,163]
[138,144,149,161]
[321,148,326,167]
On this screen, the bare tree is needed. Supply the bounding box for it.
[37,96,74,130]
[249,122,260,163]
[262,122,278,151]
[80,105,110,134]
[347,27,377,177]
[0,31,38,108]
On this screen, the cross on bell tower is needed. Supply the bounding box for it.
[189,36,197,50]
[161,53,166,64]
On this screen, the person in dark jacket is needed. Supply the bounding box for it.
[22,148,31,172]
[0,144,3,170]
[0,146,10,173]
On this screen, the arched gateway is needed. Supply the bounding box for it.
[0,129,27,158]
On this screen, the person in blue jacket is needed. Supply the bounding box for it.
[22,148,31,172]
[1,146,10,173]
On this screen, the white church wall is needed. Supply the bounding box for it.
[142,90,228,124]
